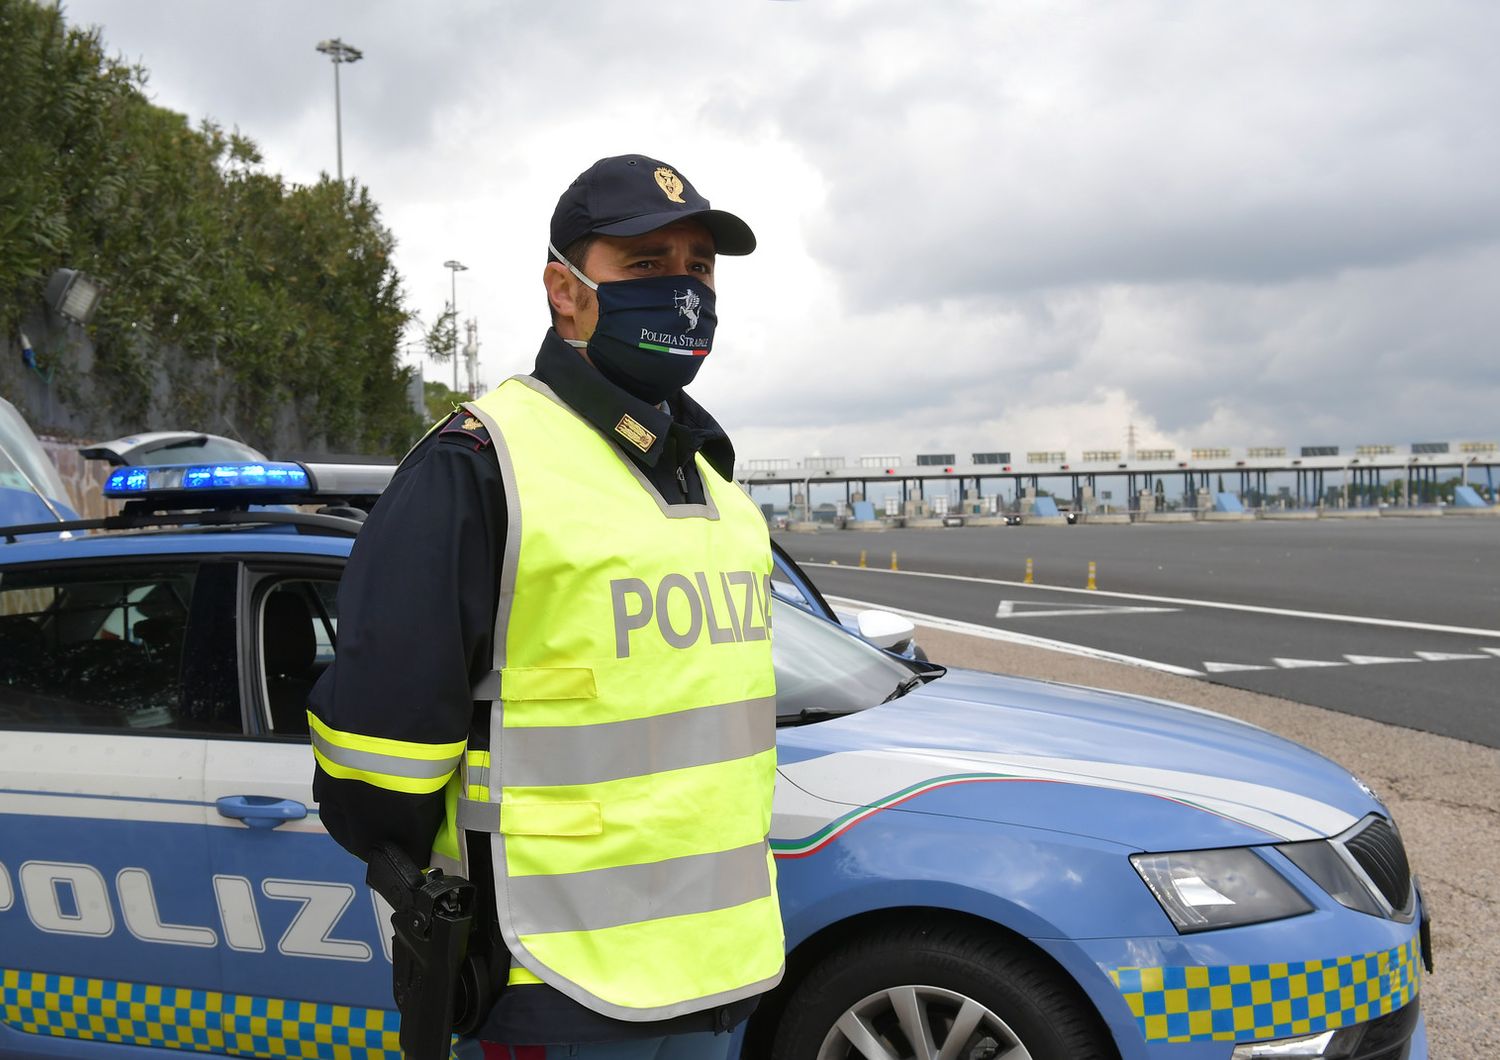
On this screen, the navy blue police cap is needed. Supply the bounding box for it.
[550,154,756,256]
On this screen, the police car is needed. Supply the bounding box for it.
[0,459,1429,1060]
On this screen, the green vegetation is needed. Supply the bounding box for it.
[422,380,468,423]
[0,0,420,454]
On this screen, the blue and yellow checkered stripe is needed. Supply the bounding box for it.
[1109,938,1420,1044]
[1,969,405,1058]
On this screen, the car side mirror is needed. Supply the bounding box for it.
[855,609,916,650]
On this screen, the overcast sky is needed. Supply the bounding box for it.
[62,0,1500,464]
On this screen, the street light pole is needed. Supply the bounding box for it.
[315,38,363,184]
[443,260,469,392]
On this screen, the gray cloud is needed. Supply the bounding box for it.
[764,3,1500,303]
[57,0,1500,459]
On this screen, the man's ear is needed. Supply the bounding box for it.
[543,261,582,320]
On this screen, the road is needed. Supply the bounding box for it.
[774,520,1500,747]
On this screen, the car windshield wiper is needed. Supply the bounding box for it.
[881,674,927,704]
[776,707,864,727]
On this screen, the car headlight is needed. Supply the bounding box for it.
[1130,848,1313,933]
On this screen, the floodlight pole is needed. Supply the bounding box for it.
[315,38,363,184]
[444,260,469,391]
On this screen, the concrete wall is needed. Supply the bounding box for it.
[3,310,352,460]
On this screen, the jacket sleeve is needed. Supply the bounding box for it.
[309,430,505,868]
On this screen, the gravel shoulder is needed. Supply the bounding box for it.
[911,624,1499,1057]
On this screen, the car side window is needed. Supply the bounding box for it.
[258,578,338,737]
[0,561,240,733]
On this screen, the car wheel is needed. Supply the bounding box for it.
[770,922,1113,1060]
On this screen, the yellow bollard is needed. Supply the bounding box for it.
[891,551,899,571]
[1024,557,1034,584]
[859,549,867,568]
[1087,560,1097,591]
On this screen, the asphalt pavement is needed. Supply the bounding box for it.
[774,520,1500,747]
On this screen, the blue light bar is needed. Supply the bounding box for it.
[106,467,151,494]
[103,462,311,499]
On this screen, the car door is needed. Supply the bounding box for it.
[201,560,398,1034]
[0,557,241,1052]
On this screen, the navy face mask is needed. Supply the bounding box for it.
[551,242,717,404]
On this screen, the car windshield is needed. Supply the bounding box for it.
[147,436,264,464]
[773,596,920,720]
[0,399,70,504]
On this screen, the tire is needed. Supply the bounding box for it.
[770,921,1114,1060]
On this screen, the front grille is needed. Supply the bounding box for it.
[1347,996,1419,1059]
[1344,817,1411,911]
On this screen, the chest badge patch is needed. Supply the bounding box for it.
[615,414,657,453]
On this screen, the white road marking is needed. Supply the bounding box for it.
[823,593,1204,678]
[803,563,1500,639]
[995,599,1179,619]
[1201,651,1497,672]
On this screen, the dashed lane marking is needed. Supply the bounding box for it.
[995,599,1180,619]
[802,563,1500,639]
[1200,651,1500,672]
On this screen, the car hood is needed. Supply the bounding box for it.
[773,667,1377,851]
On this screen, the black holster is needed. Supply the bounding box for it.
[367,842,500,1059]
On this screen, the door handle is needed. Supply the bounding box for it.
[216,795,307,830]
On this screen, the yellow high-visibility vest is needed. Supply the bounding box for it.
[455,375,783,1021]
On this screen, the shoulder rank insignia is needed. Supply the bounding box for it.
[439,410,492,451]
[614,413,656,453]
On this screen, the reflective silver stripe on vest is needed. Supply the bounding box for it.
[507,842,772,936]
[468,765,491,790]
[500,696,774,789]
[309,729,461,782]
[472,670,501,701]
[456,796,499,832]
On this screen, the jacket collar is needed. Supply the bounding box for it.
[531,330,736,480]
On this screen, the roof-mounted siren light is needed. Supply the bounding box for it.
[103,462,312,499]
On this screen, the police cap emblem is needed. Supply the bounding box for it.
[654,167,686,204]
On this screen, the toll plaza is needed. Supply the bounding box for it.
[739,439,1500,526]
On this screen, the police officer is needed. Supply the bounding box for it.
[308,155,783,1059]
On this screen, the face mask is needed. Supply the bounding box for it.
[551,242,717,404]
